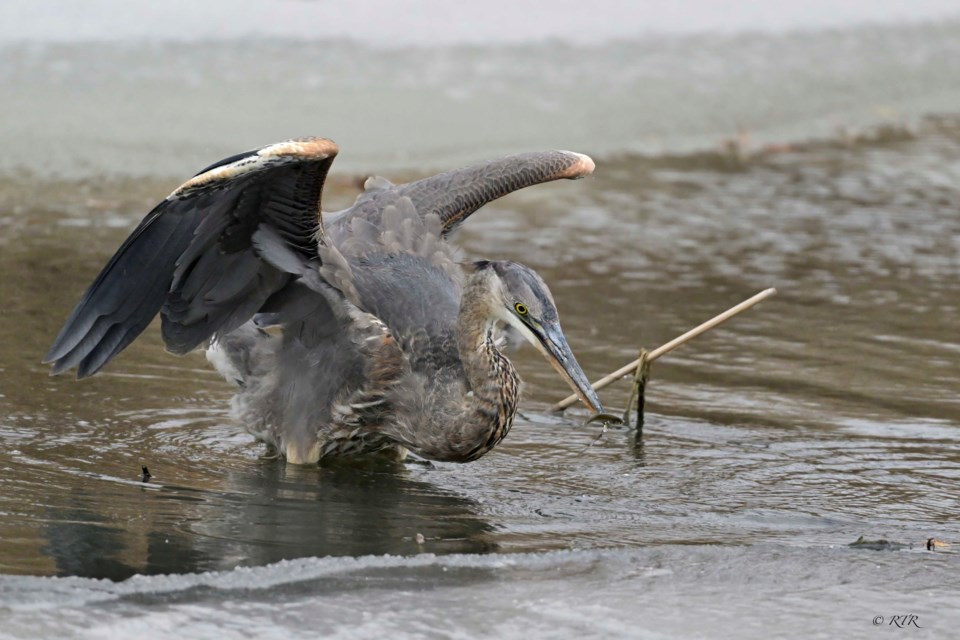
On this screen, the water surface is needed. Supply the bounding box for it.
[1,12,960,639]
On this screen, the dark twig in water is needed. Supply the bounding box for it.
[621,349,651,432]
[551,288,777,412]
[140,466,151,482]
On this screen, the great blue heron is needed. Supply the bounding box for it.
[44,138,603,464]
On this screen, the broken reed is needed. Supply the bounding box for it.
[552,288,778,413]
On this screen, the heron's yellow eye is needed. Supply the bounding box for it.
[514,303,528,316]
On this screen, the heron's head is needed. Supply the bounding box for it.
[472,260,604,414]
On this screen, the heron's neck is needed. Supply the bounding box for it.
[447,279,521,461]
[390,274,520,463]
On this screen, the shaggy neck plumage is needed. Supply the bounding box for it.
[406,270,521,462]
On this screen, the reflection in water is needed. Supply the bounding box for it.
[39,462,495,579]
[43,501,154,581]
[189,461,498,568]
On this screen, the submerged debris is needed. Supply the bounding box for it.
[848,536,907,551]
[926,538,949,551]
[848,535,950,552]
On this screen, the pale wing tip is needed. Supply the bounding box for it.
[171,137,340,198]
[557,151,596,179]
[260,137,340,160]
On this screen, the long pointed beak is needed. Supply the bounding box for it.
[537,324,604,414]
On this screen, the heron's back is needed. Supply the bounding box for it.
[320,197,466,375]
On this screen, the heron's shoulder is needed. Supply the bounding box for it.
[327,196,464,285]
[317,196,463,341]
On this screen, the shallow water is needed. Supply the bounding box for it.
[2,9,960,639]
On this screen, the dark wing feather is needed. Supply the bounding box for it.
[45,137,339,377]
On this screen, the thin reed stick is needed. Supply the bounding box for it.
[552,288,777,412]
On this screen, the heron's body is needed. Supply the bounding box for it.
[45,139,603,464]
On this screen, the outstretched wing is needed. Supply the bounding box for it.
[327,150,595,240]
[44,138,339,377]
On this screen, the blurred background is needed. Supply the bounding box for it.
[2,0,960,176]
